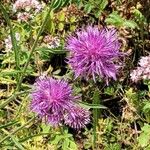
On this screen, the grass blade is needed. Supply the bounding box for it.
[0,121,18,130]
[0,116,36,144]
[2,129,25,150]
[0,90,30,109]
[78,101,107,109]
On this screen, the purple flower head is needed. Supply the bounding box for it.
[64,106,90,129]
[31,77,90,129]
[66,26,122,82]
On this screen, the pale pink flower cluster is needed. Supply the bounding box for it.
[130,55,150,82]
[13,0,41,11]
[13,0,42,22]
[17,12,31,22]
[43,35,60,49]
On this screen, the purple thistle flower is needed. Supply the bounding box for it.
[64,106,90,129]
[66,26,122,82]
[31,77,90,128]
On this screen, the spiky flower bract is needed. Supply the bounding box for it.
[66,26,122,82]
[31,77,90,129]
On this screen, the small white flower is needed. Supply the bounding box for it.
[4,33,20,53]
[43,35,60,49]
[131,55,150,82]
[13,0,41,11]
[17,12,31,22]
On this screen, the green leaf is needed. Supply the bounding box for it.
[95,10,102,18]
[36,46,66,55]
[104,87,115,95]
[106,11,138,29]
[61,0,71,7]
[123,20,138,29]
[138,124,150,147]
[47,10,55,34]
[51,0,63,10]
[41,123,51,133]
[78,101,107,109]
[51,135,64,145]
[142,124,150,133]
[132,8,146,23]
[69,141,78,150]
[143,102,150,113]
[99,0,108,10]
[84,3,94,14]
[62,139,70,150]
[105,11,124,26]
[138,133,150,147]
[51,0,71,10]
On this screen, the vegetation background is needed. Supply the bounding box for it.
[0,0,150,149]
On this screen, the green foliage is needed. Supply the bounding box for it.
[36,46,66,60]
[51,129,77,150]
[138,124,150,148]
[51,0,73,10]
[105,11,138,28]
[132,8,147,25]
[142,101,150,123]
[104,86,115,95]
[125,88,139,107]
[79,0,108,18]
[104,143,121,150]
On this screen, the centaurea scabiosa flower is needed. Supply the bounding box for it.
[31,77,90,129]
[66,26,122,83]
[130,55,150,82]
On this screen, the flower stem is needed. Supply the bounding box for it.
[92,89,101,149]
[15,6,52,92]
